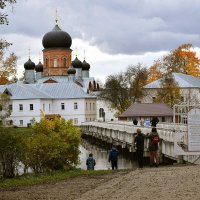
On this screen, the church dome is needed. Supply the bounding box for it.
[35,61,43,72]
[82,59,90,70]
[24,58,35,70]
[72,57,82,68]
[67,65,76,75]
[42,24,72,49]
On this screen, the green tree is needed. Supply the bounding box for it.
[125,64,148,103]
[24,117,81,173]
[0,127,20,178]
[0,93,11,125]
[99,72,130,116]
[99,63,148,116]
[156,74,181,108]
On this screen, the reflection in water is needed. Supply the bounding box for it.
[78,139,137,170]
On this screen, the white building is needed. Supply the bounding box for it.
[0,21,100,127]
[143,73,200,104]
[0,82,96,127]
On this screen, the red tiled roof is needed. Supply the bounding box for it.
[120,103,173,117]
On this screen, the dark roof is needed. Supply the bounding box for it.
[67,65,76,74]
[35,61,43,72]
[72,57,82,68]
[120,103,173,117]
[42,24,72,49]
[82,59,90,70]
[24,58,35,70]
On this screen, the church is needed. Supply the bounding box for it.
[0,20,101,127]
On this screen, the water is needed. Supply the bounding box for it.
[78,139,137,170]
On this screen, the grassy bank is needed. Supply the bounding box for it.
[0,169,114,189]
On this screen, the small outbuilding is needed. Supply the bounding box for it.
[119,103,173,124]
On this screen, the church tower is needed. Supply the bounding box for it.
[42,15,72,76]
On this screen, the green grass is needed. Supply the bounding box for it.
[0,169,114,189]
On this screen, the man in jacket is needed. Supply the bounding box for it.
[108,145,119,170]
[134,128,146,169]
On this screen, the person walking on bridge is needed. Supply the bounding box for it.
[147,127,160,167]
[134,128,146,169]
[108,145,119,170]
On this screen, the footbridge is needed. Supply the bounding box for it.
[81,121,200,164]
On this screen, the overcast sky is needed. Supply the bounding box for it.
[1,0,200,82]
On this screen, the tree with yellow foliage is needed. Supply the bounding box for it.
[24,117,81,173]
[147,44,200,83]
[156,74,181,108]
[0,40,17,84]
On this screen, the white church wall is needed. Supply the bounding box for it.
[11,99,41,127]
[51,98,94,125]
[85,98,97,122]
[96,100,118,121]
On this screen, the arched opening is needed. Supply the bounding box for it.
[63,58,67,67]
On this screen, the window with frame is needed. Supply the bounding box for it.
[93,102,95,110]
[86,102,88,110]
[0,104,2,111]
[61,103,65,110]
[53,58,58,67]
[19,120,23,126]
[30,104,34,111]
[74,118,78,125]
[49,104,51,111]
[19,104,23,111]
[9,104,12,111]
[43,104,45,111]
[63,58,67,67]
[99,108,104,117]
[74,102,78,110]
[46,58,49,67]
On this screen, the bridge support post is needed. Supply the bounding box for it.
[177,155,184,164]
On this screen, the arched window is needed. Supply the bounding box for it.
[46,58,49,67]
[53,58,58,67]
[99,108,104,117]
[63,58,67,67]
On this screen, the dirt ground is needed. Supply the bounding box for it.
[1,165,200,200]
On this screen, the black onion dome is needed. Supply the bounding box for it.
[35,61,43,72]
[24,58,35,70]
[42,24,72,49]
[71,57,82,68]
[67,65,76,74]
[82,59,90,70]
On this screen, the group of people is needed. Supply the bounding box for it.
[133,117,159,127]
[134,127,160,168]
[86,126,160,170]
[86,145,119,170]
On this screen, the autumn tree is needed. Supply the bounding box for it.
[24,117,81,173]
[0,40,17,84]
[0,1,17,84]
[147,44,200,84]
[146,60,162,84]
[99,64,148,116]
[155,74,181,108]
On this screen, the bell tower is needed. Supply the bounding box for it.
[42,15,72,76]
